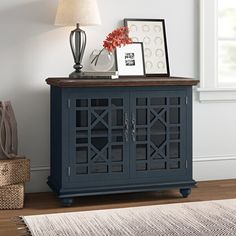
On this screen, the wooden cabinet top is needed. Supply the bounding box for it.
[46,76,199,88]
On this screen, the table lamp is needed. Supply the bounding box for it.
[55,0,101,78]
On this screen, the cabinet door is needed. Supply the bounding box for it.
[130,89,187,181]
[68,90,129,186]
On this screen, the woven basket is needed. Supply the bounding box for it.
[0,183,24,209]
[0,158,30,187]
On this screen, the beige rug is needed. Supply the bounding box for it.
[19,199,236,236]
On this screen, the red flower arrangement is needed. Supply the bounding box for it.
[103,26,133,52]
[91,26,133,66]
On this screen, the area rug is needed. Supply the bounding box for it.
[18,199,236,236]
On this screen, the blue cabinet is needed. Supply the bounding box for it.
[46,78,198,206]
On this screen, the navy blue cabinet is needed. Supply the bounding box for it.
[46,78,198,206]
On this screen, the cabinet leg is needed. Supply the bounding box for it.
[61,198,74,207]
[180,188,191,198]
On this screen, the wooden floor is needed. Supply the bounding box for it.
[1,179,236,236]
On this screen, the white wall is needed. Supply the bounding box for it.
[0,0,235,193]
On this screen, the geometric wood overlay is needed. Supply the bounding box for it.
[134,95,183,174]
[74,97,128,179]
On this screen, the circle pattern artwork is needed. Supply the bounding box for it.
[142,24,150,32]
[145,61,153,70]
[155,49,164,58]
[126,20,168,75]
[154,37,163,45]
[157,61,165,69]
[130,24,138,32]
[153,25,161,33]
[144,48,152,58]
[143,36,151,45]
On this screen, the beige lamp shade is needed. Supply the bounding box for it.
[55,0,101,26]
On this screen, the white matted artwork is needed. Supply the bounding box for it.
[115,42,145,76]
[124,19,170,77]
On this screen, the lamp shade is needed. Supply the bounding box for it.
[55,0,101,26]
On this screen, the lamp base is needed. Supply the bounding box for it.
[69,24,87,79]
[69,71,86,79]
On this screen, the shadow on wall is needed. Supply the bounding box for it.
[0,0,57,51]
[0,0,59,168]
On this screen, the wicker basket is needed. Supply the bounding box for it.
[0,183,24,209]
[0,158,30,187]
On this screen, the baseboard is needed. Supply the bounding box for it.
[194,154,236,162]
[193,155,236,181]
[25,155,236,193]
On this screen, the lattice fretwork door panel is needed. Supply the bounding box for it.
[69,91,129,185]
[130,90,187,180]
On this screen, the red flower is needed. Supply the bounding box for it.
[91,27,133,66]
[103,27,133,52]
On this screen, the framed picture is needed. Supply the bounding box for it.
[124,18,170,77]
[115,42,145,76]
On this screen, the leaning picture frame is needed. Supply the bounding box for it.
[124,18,170,77]
[115,42,146,76]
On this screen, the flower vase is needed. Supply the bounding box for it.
[90,49,115,72]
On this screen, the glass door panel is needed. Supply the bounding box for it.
[69,91,129,185]
[131,91,187,179]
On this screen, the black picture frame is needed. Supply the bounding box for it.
[115,42,146,77]
[124,18,170,77]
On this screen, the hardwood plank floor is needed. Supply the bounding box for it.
[1,179,236,236]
